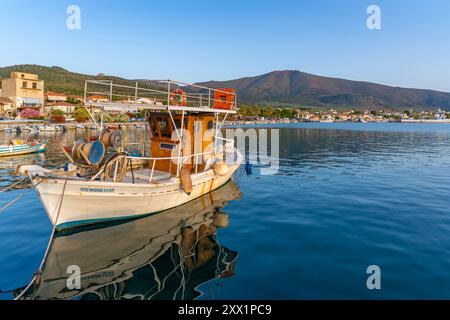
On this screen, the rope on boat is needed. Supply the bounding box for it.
[0,178,45,214]
[0,287,17,294]
[0,191,28,213]
[13,174,69,300]
[0,177,30,193]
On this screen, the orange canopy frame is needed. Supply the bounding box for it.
[213,88,235,110]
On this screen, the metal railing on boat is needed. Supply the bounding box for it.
[90,151,215,183]
[130,150,214,182]
[83,79,237,114]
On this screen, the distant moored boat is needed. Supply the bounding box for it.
[0,139,46,157]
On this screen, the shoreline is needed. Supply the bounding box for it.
[224,119,450,126]
[0,121,145,132]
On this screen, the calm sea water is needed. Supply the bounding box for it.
[1,123,450,299]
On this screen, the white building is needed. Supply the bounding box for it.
[0,97,14,117]
[46,92,68,102]
[44,102,77,115]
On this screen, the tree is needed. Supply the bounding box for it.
[50,114,66,123]
[280,108,293,119]
[50,109,65,116]
[238,105,251,117]
[67,97,81,104]
[114,113,129,123]
[272,109,282,118]
[95,112,113,123]
[138,109,146,119]
[73,107,90,123]
[260,107,274,118]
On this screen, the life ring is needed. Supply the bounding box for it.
[170,89,187,106]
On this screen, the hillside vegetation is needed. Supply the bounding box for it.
[2,65,449,110]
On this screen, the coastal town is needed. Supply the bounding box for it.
[231,106,450,125]
[1,71,450,131]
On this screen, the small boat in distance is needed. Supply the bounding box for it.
[20,126,33,132]
[0,138,46,157]
[38,125,57,132]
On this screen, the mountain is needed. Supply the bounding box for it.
[196,70,450,110]
[1,65,449,110]
[0,64,166,96]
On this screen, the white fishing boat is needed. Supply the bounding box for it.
[3,126,13,133]
[38,125,57,132]
[20,126,33,132]
[18,79,241,230]
[0,139,46,157]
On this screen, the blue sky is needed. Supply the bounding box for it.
[1,0,449,91]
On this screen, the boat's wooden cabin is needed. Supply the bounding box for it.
[146,112,216,175]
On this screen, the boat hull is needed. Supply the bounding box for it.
[33,164,239,230]
[0,143,46,157]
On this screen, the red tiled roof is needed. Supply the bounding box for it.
[89,95,108,100]
[46,92,67,97]
[45,102,76,106]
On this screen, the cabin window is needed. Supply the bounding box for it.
[22,81,27,88]
[32,82,37,89]
[173,118,188,130]
[207,120,214,130]
[149,116,158,137]
[157,118,171,138]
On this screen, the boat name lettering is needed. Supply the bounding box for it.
[82,271,115,280]
[80,187,115,193]
[160,143,175,150]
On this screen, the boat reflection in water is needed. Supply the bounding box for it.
[18,180,241,300]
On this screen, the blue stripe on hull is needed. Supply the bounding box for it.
[0,144,46,156]
[56,212,157,231]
